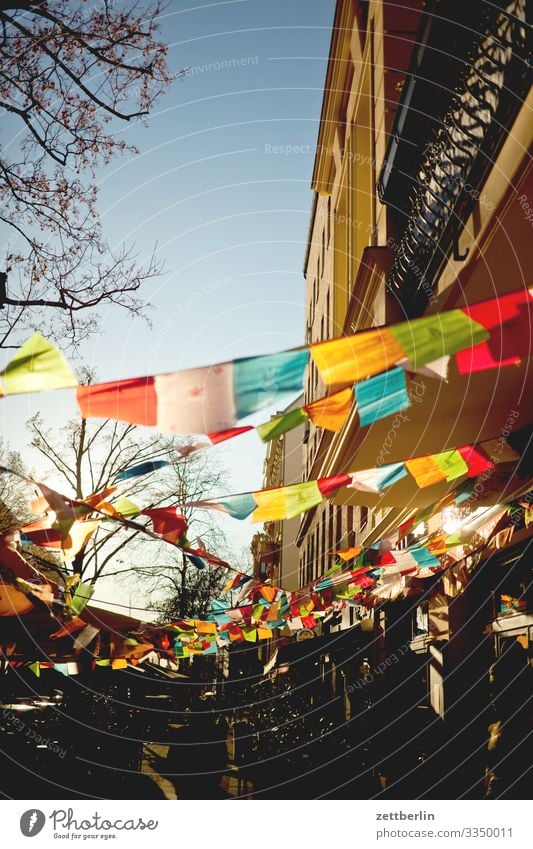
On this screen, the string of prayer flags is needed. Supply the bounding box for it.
[185,437,520,523]
[371,546,442,576]
[314,566,372,591]
[0,290,529,433]
[0,332,78,395]
[187,477,337,523]
[87,500,529,658]
[223,572,251,592]
[172,369,434,457]
[308,304,488,385]
[348,463,408,492]
[404,450,467,488]
[185,552,208,570]
[73,291,531,438]
[174,427,255,458]
[19,479,126,560]
[76,349,309,435]
[170,385,376,459]
[75,311,484,436]
[108,545,435,655]
[256,387,354,442]
[1,465,234,573]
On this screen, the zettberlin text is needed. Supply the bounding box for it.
[376,811,435,820]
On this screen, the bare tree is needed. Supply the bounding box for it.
[151,564,228,621]
[0,438,33,533]
[0,0,175,348]
[26,413,232,606]
[132,452,236,620]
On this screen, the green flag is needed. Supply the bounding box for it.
[257,406,308,443]
[389,310,488,368]
[2,332,78,395]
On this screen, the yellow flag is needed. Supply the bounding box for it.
[310,329,404,385]
[305,387,353,431]
[251,487,287,522]
[405,456,447,488]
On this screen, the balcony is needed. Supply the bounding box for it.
[378,0,530,315]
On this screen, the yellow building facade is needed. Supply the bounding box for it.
[298,0,425,593]
[298,0,532,603]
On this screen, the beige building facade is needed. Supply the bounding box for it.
[298,0,425,591]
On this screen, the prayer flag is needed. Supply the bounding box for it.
[141,507,187,543]
[257,406,308,442]
[1,332,78,395]
[304,387,353,431]
[456,288,533,373]
[405,455,448,488]
[432,450,469,482]
[389,309,489,368]
[355,367,410,426]
[114,460,170,482]
[310,328,405,385]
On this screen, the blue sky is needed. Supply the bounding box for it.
[1,0,335,603]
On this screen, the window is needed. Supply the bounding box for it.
[336,506,343,548]
[315,525,320,580]
[321,510,326,575]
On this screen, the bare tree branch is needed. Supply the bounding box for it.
[0,1,176,348]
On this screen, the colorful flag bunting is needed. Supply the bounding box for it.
[184,437,510,523]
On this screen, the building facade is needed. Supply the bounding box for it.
[251,395,305,593]
[296,0,532,796]
[297,0,426,597]
[246,0,531,797]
